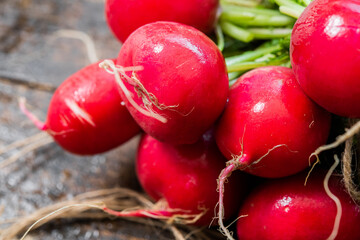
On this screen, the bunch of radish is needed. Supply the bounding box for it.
[20,0,360,239]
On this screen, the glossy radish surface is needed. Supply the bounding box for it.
[136,131,249,225]
[116,21,229,145]
[214,66,331,237]
[291,0,360,118]
[105,0,219,42]
[215,66,331,178]
[28,61,141,155]
[237,170,360,240]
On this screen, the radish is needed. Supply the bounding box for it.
[214,66,331,236]
[107,21,229,145]
[236,169,360,240]
[290,0,360,118]
[133,131,249,226]
[216,66,331,178]
[21,60,141,155]
[105,0,219,43]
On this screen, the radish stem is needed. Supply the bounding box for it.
[220,21,254,42]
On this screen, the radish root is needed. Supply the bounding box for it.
[18,97,47,131]
[306,119,360,185]
[100,59,170,123]
[217,163,237,240]
[324,155,342,240]
[52,29,99,63]
[217,143,295,240]
[0,188,209,240]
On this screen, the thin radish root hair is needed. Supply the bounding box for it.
[19,203,104,240]
[0,188,212,240]
[18,97,47,131]
[217,163,237,240]
[324,155,342,240]
[217,143,295,240]
[52,29,99,63]
[306,120,360,185]
[99,59,169,123]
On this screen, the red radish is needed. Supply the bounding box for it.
[236,169,360,240]
[133,131,249,226]
[21,60,141,155]
[291,0,360,118]
[216,66,331,178]
[109,21,229,145]
[105,0,219,43]
[214,66,330,236]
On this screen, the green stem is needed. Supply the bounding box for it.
[228,71,243,81]
[247,28,292,39]
[225,44,282,66]
[227,54,290,72]
[220,21,254,43]
[273,0,305,18]
[220,10,256,23]
[221,0,260,7]
[221,11,295,27]
[302,0,312,6]
[279,6,302,18]
[221,4,285,16]
[215,24,225,52]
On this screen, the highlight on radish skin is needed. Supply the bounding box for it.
[216,66,331,178]
[236,168,360,240]
[117,21,229,145]
[105,0,219,42]
[135,130,250,226]
[214,66,331,237]
[291,0,360,118]
[20,60,141,155]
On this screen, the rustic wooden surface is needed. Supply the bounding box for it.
[0,0,180,239]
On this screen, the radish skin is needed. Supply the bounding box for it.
[22,61,141,155]
[117,21,229,145]
[135,131,250,226]
[291,0,360,118]
[216,66,331,178]
[105,0,219,42]
[236,169,360,240]
[214,66,331,238]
